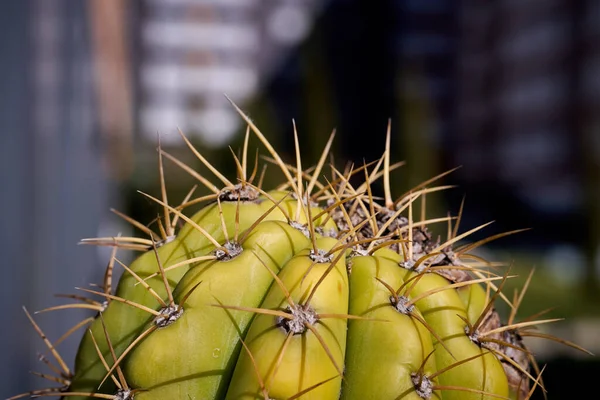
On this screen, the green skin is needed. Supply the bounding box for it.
[342,254,440,400]
[125,220,311,399]
[457,282,525,400]
[456,283,488,326]
[65,195,516,400]
[374,249,509,400]
[68,199,288,398]
[225,237,348,400]
[68,193,336,399]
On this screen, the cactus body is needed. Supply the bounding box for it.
[15,111,587,400]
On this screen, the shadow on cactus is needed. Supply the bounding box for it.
[12,100,591,400]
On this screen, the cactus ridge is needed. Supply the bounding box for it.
[11,103,592,400]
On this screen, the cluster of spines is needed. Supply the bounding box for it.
[11,100,591,400]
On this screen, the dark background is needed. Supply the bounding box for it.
[1,0,598,398]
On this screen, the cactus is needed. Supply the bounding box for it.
[12,102,590,400]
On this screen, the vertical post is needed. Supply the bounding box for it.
[0,1,34,397]
[88,0,134,181]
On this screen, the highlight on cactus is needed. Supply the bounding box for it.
[12,100,591,400]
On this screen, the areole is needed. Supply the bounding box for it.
[11,101,590,400]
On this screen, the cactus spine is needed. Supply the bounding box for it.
[12,103,590,400]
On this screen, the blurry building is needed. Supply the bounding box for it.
[138,0,324,147]
[1,0,599,398]
[264,0,599,252]
[454,0,599,248]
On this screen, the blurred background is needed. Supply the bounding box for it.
[1,0,599,398]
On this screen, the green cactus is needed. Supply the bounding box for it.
[12,103,590,400]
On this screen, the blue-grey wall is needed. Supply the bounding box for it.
[0,1,111,397]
